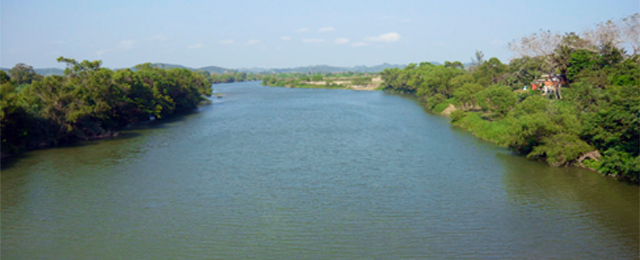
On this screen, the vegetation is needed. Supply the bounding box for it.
[1,57,212,156]
[261,72,382,90]
[204,71,262,84]
[380,14,639,182]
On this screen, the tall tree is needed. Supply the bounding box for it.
[8,63,42,85]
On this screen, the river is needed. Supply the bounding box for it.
[2,81,638,259]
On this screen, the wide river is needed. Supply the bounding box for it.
[2,82,638,259]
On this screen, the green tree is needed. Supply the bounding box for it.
[476,84,517,117]
[311,74,323,81]
[474,57,508,86]
[8,63,42,85]
[453,83,483,109]
[0,70,11,84]
[598,149,639,181]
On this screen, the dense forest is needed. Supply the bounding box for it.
[1,57,212,156]
[381,14,639,182]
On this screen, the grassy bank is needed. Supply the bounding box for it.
[380,47,638,182]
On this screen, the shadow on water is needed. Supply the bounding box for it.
[496,152,639,252]
[1,154,30,171]
[0,107,208,170]
[1,132,143,172]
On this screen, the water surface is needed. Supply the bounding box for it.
[2,82,638,259]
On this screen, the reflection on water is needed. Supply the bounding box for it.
[2,82,638,259]
[498,153,639,257]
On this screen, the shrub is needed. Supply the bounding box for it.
[598,149,640,182]
[450,110,466,123]
[476,84,517,117]
[527,133,594,166]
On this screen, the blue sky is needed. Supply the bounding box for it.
[1,0,638,69]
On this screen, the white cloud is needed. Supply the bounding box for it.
[218,39,234,45]
[319,27,335,32]
[150,34,168,41]
[188,43,204,49]
[97,39,134,56]
[351,42,367,47]
[365,32,401,42]
[491,39,504,45]
[302,38,324,43]
[246,39,261,45]
[118,40,134,49]
[296,28,309,32]
[335,38,350,44]
[281,36,291,41]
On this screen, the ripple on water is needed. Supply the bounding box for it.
[1,82,638,259]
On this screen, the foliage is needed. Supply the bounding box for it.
[598,149,639,182]
[311,74,324,81]
[208,71,261,84]
[0,58,212,155]
[8,63,43,86]
[451,112,514,145]
[580,84,639,157]
[261,72,380,90]
[476,85,517,117]
[453,83,483,109]
[379,16,639,181]
[351,76,372,86]
[449,110,466,123]
[527,133,594,166]
[425,94,446,110]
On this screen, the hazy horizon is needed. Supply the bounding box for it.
[2,0,637,69]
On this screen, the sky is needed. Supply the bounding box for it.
[1,0,638,69]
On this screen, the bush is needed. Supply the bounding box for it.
[476,84,517,117]
[582,158,602,170]
[432,102,451,113]
[351,77,372,86]
[527,133,594,166]
[450,110,466,123]
[425,94,446,109]
[311,74,323,81]
[598,149,640,182]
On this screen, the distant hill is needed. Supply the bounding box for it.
[143,63,190,70]
[1,67,65,76]
[137,63,234,74]
[350,63,408,73]
[3,62,420,78]
[137,63,410,74]
[35,68,65,76]
[236,63,410,74]
[198,66,233,74]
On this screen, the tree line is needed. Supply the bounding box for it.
[380,14,639,182]
[197,71,262,84]
[1,57,213,156]
[261,72,376,89]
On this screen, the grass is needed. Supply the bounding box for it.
[451,111,513,146]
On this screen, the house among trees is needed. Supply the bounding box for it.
[531,74,565,99]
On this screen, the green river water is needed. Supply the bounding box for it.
[1,81,638,259]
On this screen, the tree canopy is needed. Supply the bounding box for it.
[1,58,212,155]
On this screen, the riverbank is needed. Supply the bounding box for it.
[1,58,213,159]
[407,86,639,183]
[4,81,637,260]
[261,74,384,91]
